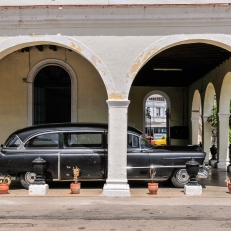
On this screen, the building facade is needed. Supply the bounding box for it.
[145,94,167,138]
[0,0,231,196]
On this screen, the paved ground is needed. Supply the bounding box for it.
[0,168,230,231]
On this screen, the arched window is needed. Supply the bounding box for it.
[34,65,71,125]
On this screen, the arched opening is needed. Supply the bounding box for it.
[27,58,78,126]
[144,93,168,145]
[217,72,231,168]
[191,90,202,146]
[34,65,71,125]
[128,42,231,147]
[204,83,217,165]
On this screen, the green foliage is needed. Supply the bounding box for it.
[207,102,231,143]
[207,104,218,127]
[229,130,231,144]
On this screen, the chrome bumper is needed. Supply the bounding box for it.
[197,165,211,178]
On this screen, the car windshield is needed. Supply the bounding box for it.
[141,135,154,149]
[4,135,22,148]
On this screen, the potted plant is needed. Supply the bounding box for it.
[225,178,231,193]
[70,166,81,194]
[0,175,11,194]
[148,166,158,195]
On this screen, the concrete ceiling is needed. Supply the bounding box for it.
[132,43,231,87]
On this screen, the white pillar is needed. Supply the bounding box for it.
[191,117,199,145]
[216,113,230,169]
[102,100,130,197]
[202,115,211,164]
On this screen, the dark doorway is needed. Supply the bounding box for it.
[34,65,71,125]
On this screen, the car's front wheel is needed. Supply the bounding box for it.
[171,169,189,188]
[20,172,37,189]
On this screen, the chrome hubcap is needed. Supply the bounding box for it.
[25,172,36,184]
[176,169,189,184]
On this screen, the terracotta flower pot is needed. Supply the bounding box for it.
[0,183,9,194]
[70,182,81,194]
[148,182,158,195]
[228,182,231,193]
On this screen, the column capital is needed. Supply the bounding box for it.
[191,117,199,122]
[202,115,209,122]
[218,113,231,118]
[106,100,130,108]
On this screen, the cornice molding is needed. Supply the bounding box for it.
[0,5,231,28]
[107,100,130,108]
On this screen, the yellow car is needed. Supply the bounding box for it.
[153,135,167,145]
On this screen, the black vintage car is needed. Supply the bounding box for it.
[0,123,208,189]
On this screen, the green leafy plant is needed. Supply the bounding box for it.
[207,102,231,143]
[207,104,218,127]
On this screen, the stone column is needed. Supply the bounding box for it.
[191,117,199,145]
[102,100,130,197]
[216,113,230,169]
[202,115,211,164]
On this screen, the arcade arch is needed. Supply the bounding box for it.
[2,34,231,196]
[217,73,231,169]
[0,35,115,98]
[191,90,202,146]
[203,83,216,164]
[143,91,171,145]
[127,35,231,171]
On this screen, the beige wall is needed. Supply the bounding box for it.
[128,86,189,145]
[0,46,108,144]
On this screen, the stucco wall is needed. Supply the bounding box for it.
[0,47,108,144]
[1,0,231,6]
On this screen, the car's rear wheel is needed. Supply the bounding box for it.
[20,172,36,189]
[171,169,189,188]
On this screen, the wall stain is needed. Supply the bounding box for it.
[127,46,159,81]
[130,58,142,77]
[109,93,125,100]
[70,42,83,53]
[142,46,159,63]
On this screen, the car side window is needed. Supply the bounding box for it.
[25,133,59,148]
[5,135,22,148]
[63,133,102,148]
[127,134,139,148]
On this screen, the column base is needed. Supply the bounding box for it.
[29,184,49,195]
[227,164,231,172]
[215,161,229,169]
[209,159,217,168]
[184,185,202,196]
[102,181,130,197]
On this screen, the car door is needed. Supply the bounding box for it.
[60,131,106,180]
[127,133,149,179]
[149,147,173,181]
[9,132,60,180]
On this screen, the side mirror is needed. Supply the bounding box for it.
[1,144,3,148]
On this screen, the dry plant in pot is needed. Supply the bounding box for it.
[70,167,81,194]
[225,178,231,193]
[148,166,158,195]
[0,175,11,194]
